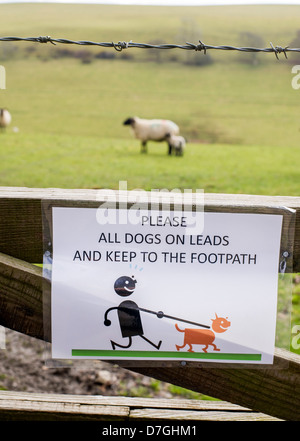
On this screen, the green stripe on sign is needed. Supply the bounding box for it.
[71,349,262,361]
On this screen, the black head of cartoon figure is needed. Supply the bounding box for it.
[114,276,137,297]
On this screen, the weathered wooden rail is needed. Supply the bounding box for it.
[0,391,281,421]
[1,187,300,421]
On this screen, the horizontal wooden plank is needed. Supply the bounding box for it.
[0,390,257,412]
[0,252,298,420]
[0,394,129,421]
[130,408,280,421]
[0,186,299,271]
[130,347,300,421]
[0,391,281,421]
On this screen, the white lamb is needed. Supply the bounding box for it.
[123,116,179,154]
[0,108,12,131]
[165,133,186,156]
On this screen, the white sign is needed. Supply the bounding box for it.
[50,207,283,364]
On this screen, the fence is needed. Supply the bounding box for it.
[0,186,300,421]
[0,36,295,59]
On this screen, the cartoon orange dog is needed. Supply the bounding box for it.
[175,314,231,353]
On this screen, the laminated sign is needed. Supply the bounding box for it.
[50,207,283,364]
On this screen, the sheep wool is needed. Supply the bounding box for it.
[123,116,179,154]
[0,109,12,130]
[165,133,186,156]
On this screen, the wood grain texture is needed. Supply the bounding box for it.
[130,347,300,421]
[1,187,300,421]
[0,252,299,420]
[0,391,281,421]
[0,252,49,340]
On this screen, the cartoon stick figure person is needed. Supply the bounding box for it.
[104,276,162,350]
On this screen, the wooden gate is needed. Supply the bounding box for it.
[0,186,300,421]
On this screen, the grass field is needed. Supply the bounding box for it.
[1,128,300,194]
[0,3,300,354]
[1,3,300,194]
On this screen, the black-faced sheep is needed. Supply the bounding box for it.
[165,133,186,156]
[0,108,11,131]
[123,116,179,154]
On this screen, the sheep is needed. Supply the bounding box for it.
[165,133,186,156]
[0,108,12,132]
[123,116,179,154]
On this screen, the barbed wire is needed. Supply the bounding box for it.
[0,35,298,59]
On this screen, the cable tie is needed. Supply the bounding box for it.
[279,251,290,274]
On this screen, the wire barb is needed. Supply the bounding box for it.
[112,40,132,51]
[37,35,56,45]
[270,42,289,60]
[186,40,207,54]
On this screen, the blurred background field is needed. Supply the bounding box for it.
[1,3,300,194]
[0,2,300,362]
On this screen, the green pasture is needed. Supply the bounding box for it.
[0,4,300,195]
[0,128,299,195]
[0,55,299,195]
[0,3,300,354]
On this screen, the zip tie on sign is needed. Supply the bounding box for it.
[279,251,291,274]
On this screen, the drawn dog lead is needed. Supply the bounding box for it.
[104,275,210,350]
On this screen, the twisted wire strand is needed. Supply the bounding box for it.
[0,36,297,58]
